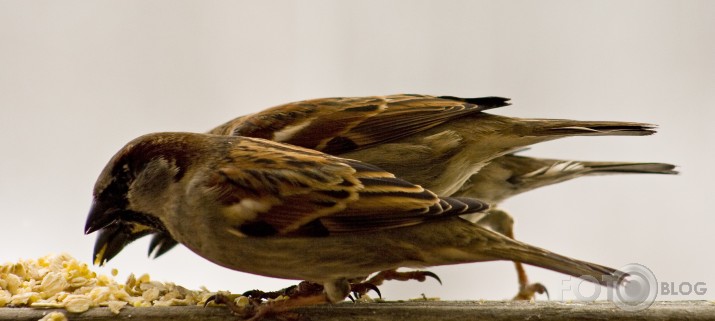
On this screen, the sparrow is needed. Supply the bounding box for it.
[456,154,677,299]
[93,95,511,263]
[89,94,662,302]
[85,132,626,313]
[91,94,651,265]
[209,94,657,196]
[89,94,660,302]
[92,155,679,257]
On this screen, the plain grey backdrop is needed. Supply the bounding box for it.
[1,1,713,301]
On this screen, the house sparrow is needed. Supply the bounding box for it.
[94,95,515,263]
[210,94,657,196]
[96,94,657,247]
[85,132,625,312]
[90,94,660,301]
[457,154,677,299]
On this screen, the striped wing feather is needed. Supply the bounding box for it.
[209,95,510,154]
[211,137,489,236]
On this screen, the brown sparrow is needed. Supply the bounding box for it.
[85,132,626,312]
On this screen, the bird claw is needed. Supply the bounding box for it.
[513,282,549,301]
[242,289,268,299]
[244,281,326,302]
[419,271,442,285]
[203,293,226,308]
[204,292,255,318]
[243,284,299,301]
[349,282,382,299]
[347,269,441,298]
[367,269,443,286]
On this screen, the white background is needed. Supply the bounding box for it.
[1,1,713,301]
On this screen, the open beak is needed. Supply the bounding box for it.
[148,232,180,259]
[92,222,153,266]
[85,199,121,235]
[86,198,175,264]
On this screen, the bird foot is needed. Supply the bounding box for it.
[349,269,440,298]
[366,269,441,286]
[244,281,325,301]
[347,282,382,301]
[206,290,319,321]
[204,292,255,318]
[512,282,549,301]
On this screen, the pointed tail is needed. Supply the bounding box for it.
[522,119,657,137]
[467,224,627,287]
[581,161,678,175]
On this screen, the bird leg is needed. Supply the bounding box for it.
[477,209,548,301]
[368,269,442,286]
[204,292,256,319]
[512,261,549,300]
[349,269,442,297]
[242,278,385,305]
[243,281,325,302]
[235,268,440,308]
[346,281,382,300]
[247,294,327,321]
[207,287,328,321]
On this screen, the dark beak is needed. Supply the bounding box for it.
[85,199,121,235]
[93,222,153,266]
[148,232,180,259]
[86,198,174,264]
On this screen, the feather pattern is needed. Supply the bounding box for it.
[456,152,677,205]
[91,93,662,265]
[209,94,510,154]
[195,135,489,237]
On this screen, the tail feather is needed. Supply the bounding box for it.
[490,245,626,287]
[583,162,678,175]
[473,226,627,287]
[438,96,511,111]
[525,119,657,137]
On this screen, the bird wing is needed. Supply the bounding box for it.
[208,94,510,154]
[208,137,488,237]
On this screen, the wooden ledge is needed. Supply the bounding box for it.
[1,300,713,321]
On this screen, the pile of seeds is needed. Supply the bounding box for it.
[0,253,218,314]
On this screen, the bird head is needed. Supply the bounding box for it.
[84,132,205,265]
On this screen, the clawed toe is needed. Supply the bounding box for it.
[244,285,297,301]
[349,282,382,300]
[206,290,315,321]
[366,269,442,286]
[513,282,549,301]
[349,269,440,298]
[204,292,255,317]
[416,271,442,285]
[243,281,326,302]
[204,292,232,307]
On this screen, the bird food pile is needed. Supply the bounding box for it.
[0,253,223,314]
